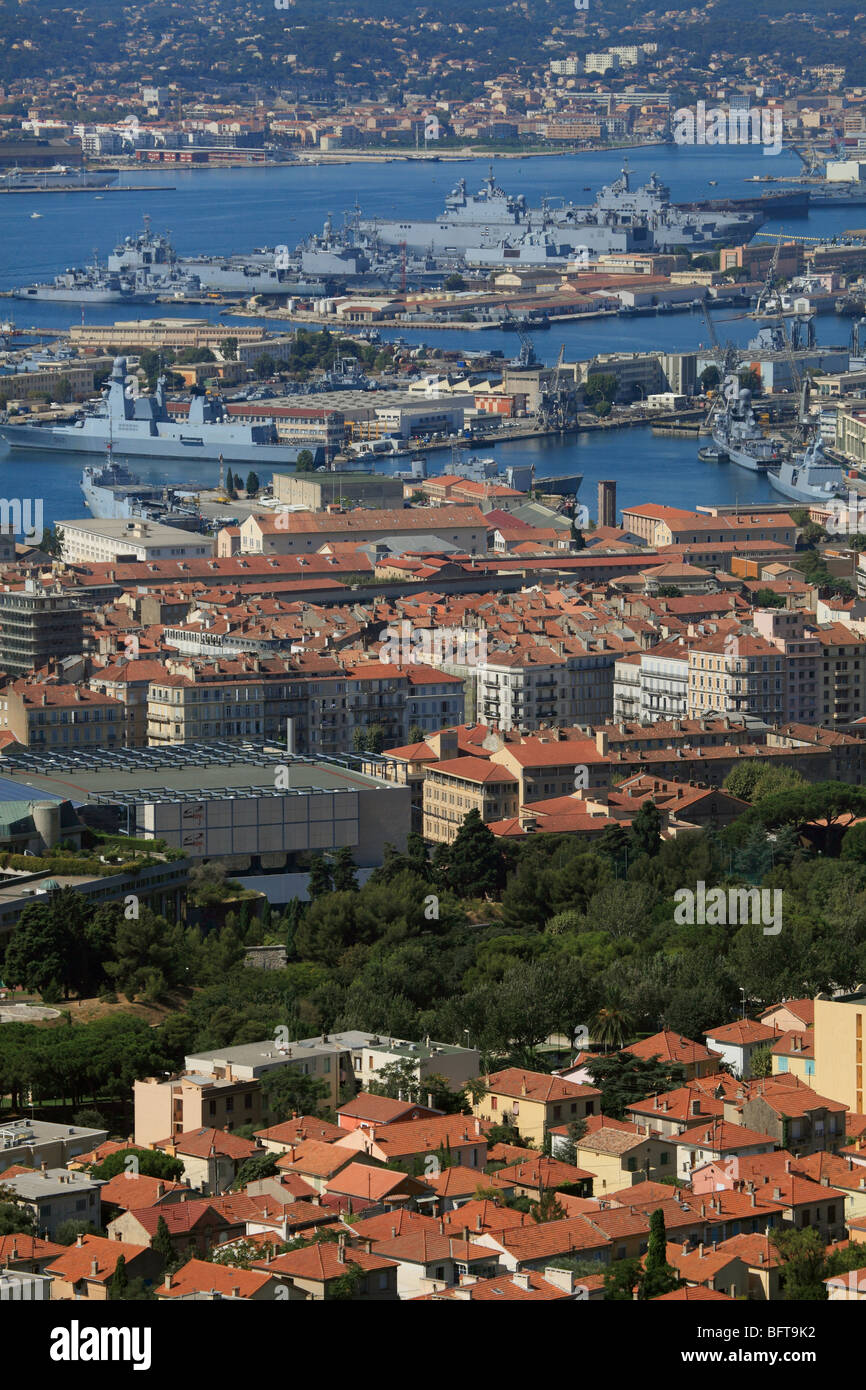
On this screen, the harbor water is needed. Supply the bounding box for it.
[0,146,857,526]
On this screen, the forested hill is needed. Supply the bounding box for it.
[1,0,864,97]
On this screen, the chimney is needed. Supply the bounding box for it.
[91,1259,99,1276]
[521,1078,527,1097]
[76,1233,84,1247]
[164,1272,173,1290]
[337,1234,347,1264]
[157,1182,164,1198]
[231,1286,240,1299]
[512,1271,532,1291]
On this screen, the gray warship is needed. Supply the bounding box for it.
[0,357,326,465]
[359,165,764,256]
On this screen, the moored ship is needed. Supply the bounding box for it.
[0,357,326,466]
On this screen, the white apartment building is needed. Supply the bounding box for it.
[59,518,213,566]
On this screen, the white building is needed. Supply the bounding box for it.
[59,518,213,566]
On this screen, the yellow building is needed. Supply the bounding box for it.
[574,1127,674,1193]
[770,1030,816,1085]
[814,993,866,1115]
[472,1068,601,1147]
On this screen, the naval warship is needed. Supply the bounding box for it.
[0,357,326,466]
[359,165,763,256]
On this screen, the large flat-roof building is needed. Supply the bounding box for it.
[0,743,410,869]
[58,518,213,566]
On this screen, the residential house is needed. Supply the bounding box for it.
[664,1240,749,1299]
[472,1069,601,1146]
[107,1199,231,1259]
[670,1119,778,1182]
[703,1020,780,1079]
[621,1028,722,1081]
[723,1077,848,1156]
[575,1126,674,1192]
[336,1094,441,1132]
[252,1234,398,1300]
[157,1258,284,1301]
[370,1230,499,1298]
[152,1129,258,1196]
[44,1234,161,1301]
[336,1114,489,1172]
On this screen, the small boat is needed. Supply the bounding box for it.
[30,212,42,219]
[699,444,729,463]
[708,180,718,187]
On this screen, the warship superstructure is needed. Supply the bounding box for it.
[360,165,763,256]
[0,357,325,465]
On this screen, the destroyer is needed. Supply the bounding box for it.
[0,357,325,466]
[711,377,785,471]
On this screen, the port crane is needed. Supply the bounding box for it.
[754,231,786,319]
[536,344,578,431]
[502,307,539,369]
[700,300,740,426]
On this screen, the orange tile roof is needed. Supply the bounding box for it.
[45,1235,149,1284]
[159,1257,275,1299]
[483,1068,600,1104]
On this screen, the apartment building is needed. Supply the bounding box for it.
[752,608,821,724]
[144,655,463,755]
[815,623,866,726]
[613,637,690,724]
[59,518,213,566]
[424,756,519,843]
[0,682,127,751]
[814,993,866,1116]
[687,633,786,724]
[0,584,84,680]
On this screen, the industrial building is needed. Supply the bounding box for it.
[0,742,410,870]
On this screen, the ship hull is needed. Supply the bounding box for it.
[0,425,323,467]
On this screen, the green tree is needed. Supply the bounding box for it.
[639,1209,680,1299]
[53,375,73,403]
[532,1188,565,1223]
[295,450,315,472]
[307,855,334,899]
[108,1253,129,1300]
[55,1219,100,1246]
[591,1000,636,1050]
[220,337,239,361]
[92,1148,185,1182]
[699,365,720,391]
[260,1067,329,1123]
[152,1214,175,1268]
[631,801,662,858]
[586,1054,687,1121]
[233,1152,279,1190]
[332,847,359,893]
[755,588,786,609]
[772,1228,829,1301]
[39,525,64,557]
[246,471,260,497]
[605,1255,642,1300]
[438,809,503,898]
[749,1044,773,1079]
[408,724,426,745]
[253,354,276,379]
[0,1192,35,1237]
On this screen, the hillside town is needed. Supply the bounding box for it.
[4,0,866,1355]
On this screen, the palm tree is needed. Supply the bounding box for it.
[591,1001,636,1051]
